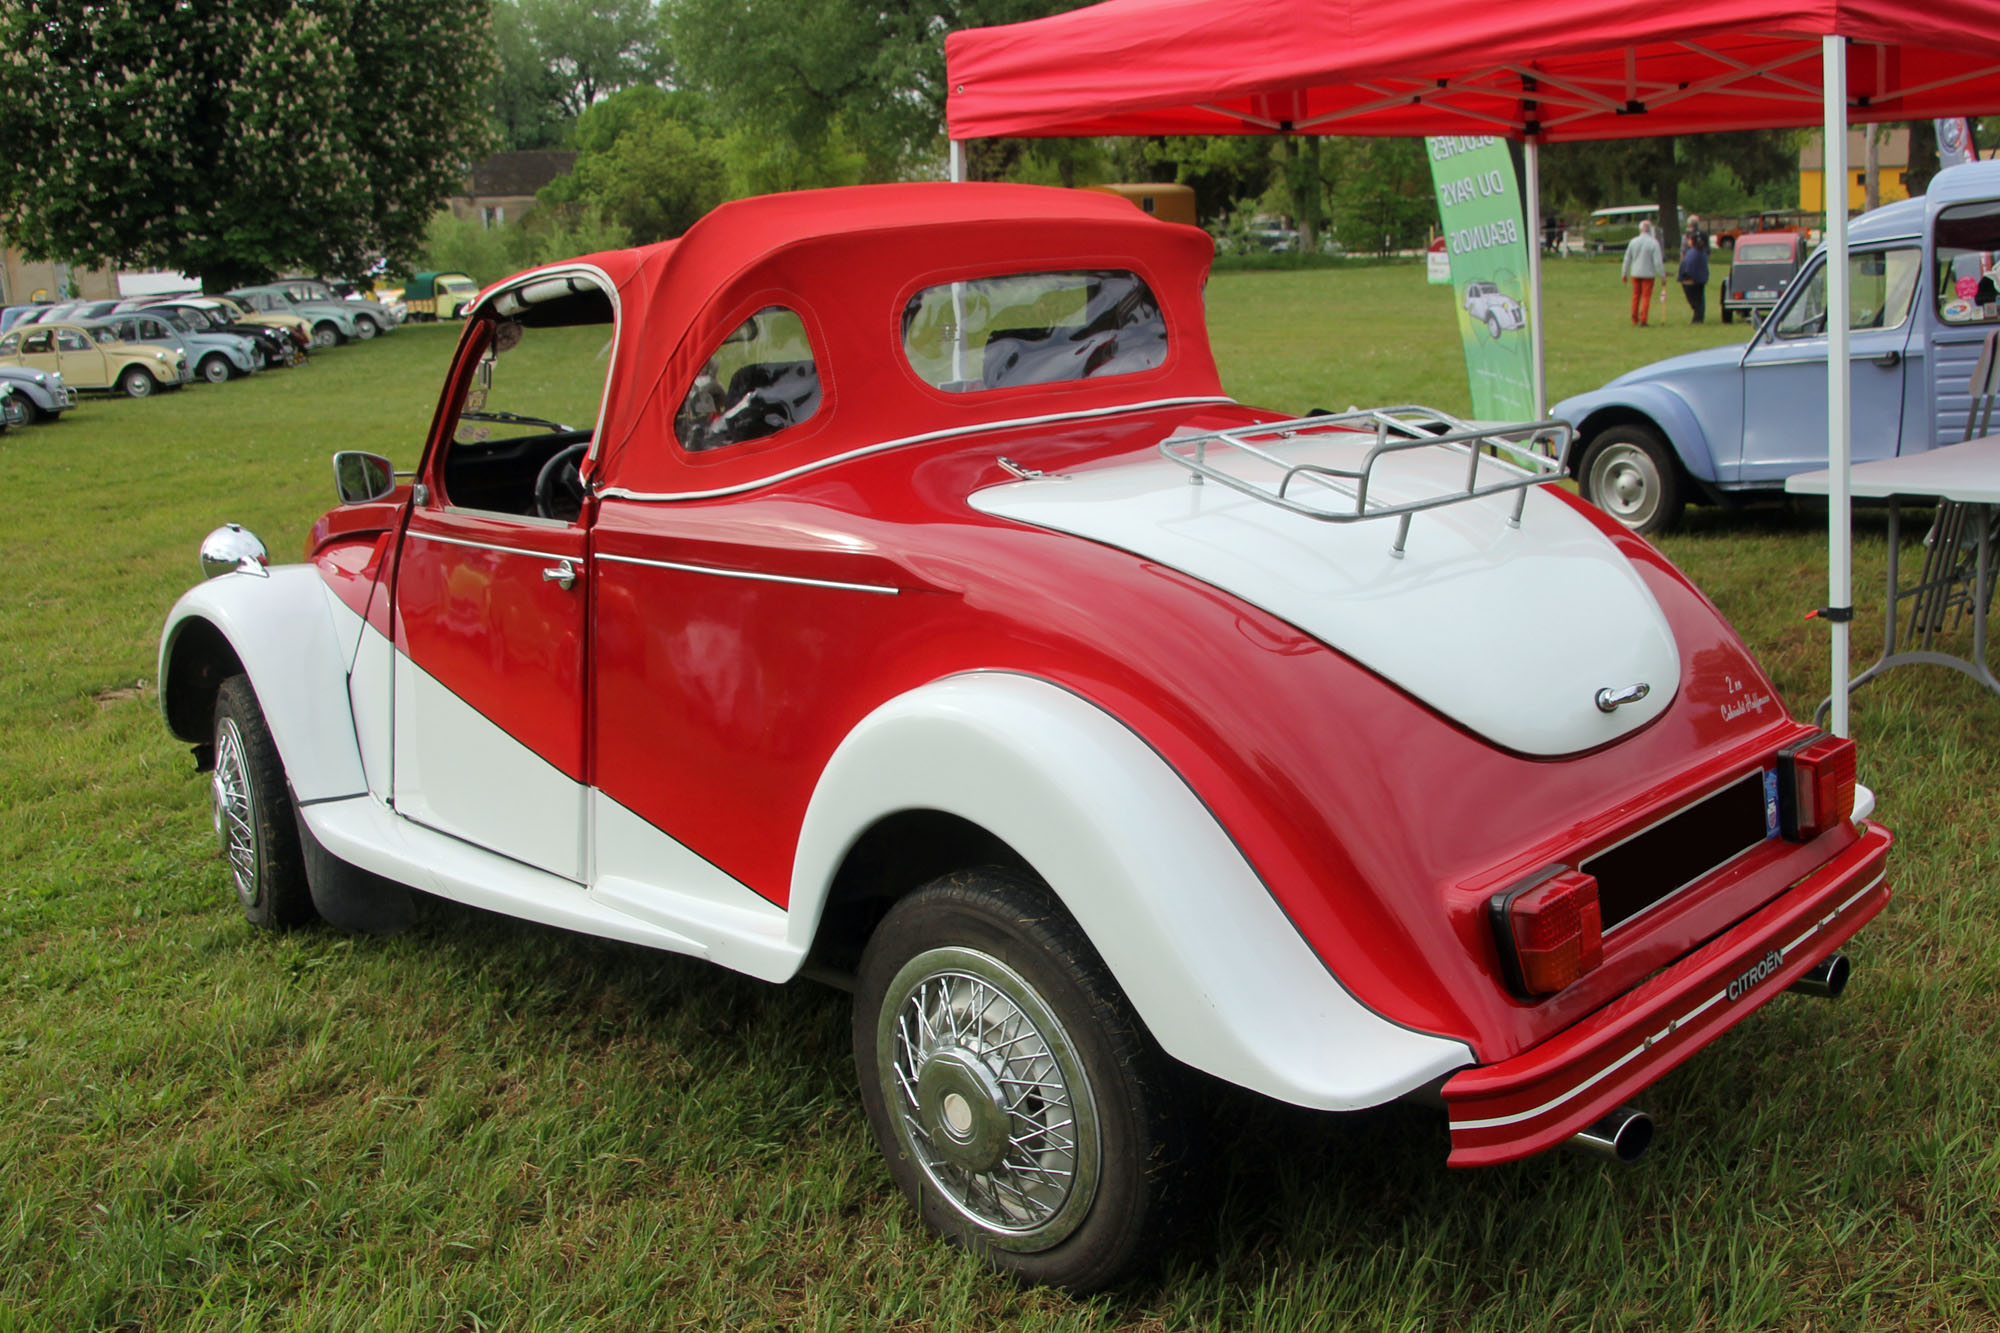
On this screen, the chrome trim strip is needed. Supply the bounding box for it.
[596,551,900,595]
[407,529,579,564]
[1453,873,1883,1133]
[597,395,1238,503]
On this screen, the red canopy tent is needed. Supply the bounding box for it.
[944,0,2000,735]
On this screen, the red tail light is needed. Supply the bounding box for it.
[1491,868,1604,997]
[1777,733,1857,840]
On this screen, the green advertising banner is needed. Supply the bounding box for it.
[1426,136,1535,420]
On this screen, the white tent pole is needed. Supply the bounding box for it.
[949,140,967,182]
[1823,35,1853,738]
[1524,138,1547,418]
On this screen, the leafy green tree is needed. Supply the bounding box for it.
[0,0,493,290]
[573,115,725,242]
[1540,131,1800,252]
[521,0,660,118]
[1326,137,1433,254]
[487,0,573,150]
[665,0,1081,178]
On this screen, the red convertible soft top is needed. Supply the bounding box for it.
[490,182,1225,499]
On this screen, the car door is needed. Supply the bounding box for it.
[53,328,108,388]
[391,327,589,881]
[1737,245,1921,482]
[14,329,58,375]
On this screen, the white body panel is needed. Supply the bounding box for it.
[391,656,586,881]
[972,439,1681,756]
[787,673,1476,1111]
[159,566,368,803]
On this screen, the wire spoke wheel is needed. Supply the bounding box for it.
[881,949,1100,1249]
[211,714,265,908]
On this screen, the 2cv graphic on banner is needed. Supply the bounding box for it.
[1427,136,1535,420]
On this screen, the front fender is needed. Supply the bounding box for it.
[158,563,366,804]
[1558,382,1723,484]
[787,672,1474,1112]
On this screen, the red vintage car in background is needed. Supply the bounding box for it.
[158,184,1891,1291]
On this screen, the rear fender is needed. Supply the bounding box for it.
[788,672,1474,1111]
[158,564,366,804]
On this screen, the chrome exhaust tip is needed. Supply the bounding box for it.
[1789,952,1851,999]
[1566,1106,1653,1164]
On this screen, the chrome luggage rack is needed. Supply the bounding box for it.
[1159,406,1574,556]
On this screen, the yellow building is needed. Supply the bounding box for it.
[1799,129,1912,211]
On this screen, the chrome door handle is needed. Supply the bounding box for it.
[541,559,576,591]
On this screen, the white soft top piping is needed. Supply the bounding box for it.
[596,395,1237,503]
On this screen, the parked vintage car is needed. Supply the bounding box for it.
[1463,279,1527,337]
[268,278,401,338]
[0,320,187,397]
[136,298,302,368]
[1557,159,2000,534]
[400,270,480,321]
[227,286,361,349]
[96,310,260,384]
[0,363,77,423]
[1720,231,1806,325]
[159,183,1890,1291]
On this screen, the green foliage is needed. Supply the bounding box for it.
[0,0,495,289]
[665,0,1083,178]
[573,116,724,243]
[486,0,572,150]
[419,207,631,286]
[718,120,869,196]
[1326,137,1435,255]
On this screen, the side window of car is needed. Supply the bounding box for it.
[21,331,51,354]
[56,330,89,353]
[674,307,822,452]
[0,333,16,355]
[1934,200,2000,324]
[1772,249,1918,340]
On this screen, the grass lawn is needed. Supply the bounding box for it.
[1,259,1996,1331]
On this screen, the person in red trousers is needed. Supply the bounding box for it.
[1621,219,1664,326]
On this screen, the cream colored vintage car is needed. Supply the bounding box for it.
[0,321,189,397]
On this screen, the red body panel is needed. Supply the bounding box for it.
[394,510,588,782]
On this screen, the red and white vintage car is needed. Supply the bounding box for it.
[159,184,1892,1291]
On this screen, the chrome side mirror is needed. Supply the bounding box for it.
[333,451,396,504]
[199,523,269,579]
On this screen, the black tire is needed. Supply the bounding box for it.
[311,321,343,349]
[211,675,317,929]
[198,353,233,384]
[854,869,1187,1293]
[1580,423,1684,536]
[120,365,156,398]
[1,393,25,428]
[353,315,379,340]
[1721,306,1734,324]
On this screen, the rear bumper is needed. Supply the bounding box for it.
[1441,821,1891,1166]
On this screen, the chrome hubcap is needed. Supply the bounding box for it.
[211,717,259,908]
[880,947,1099,1252]
[1591,443,1658,527]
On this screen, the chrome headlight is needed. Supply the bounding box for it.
[199,523,270,580]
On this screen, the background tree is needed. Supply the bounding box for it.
[1541,131,1800,253]
[0,0,493,290]
[487,0,573,150]
[523,0,659,118]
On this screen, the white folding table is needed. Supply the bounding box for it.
[1787,435,2000,716]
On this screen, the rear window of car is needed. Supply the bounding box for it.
[901,270,1168,393]
[1734,241,1793,264]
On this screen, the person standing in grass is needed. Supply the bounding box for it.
[1678,234,1710,324]
[1621,220,1665,326]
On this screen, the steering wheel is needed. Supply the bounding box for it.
[534,441,590,521]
